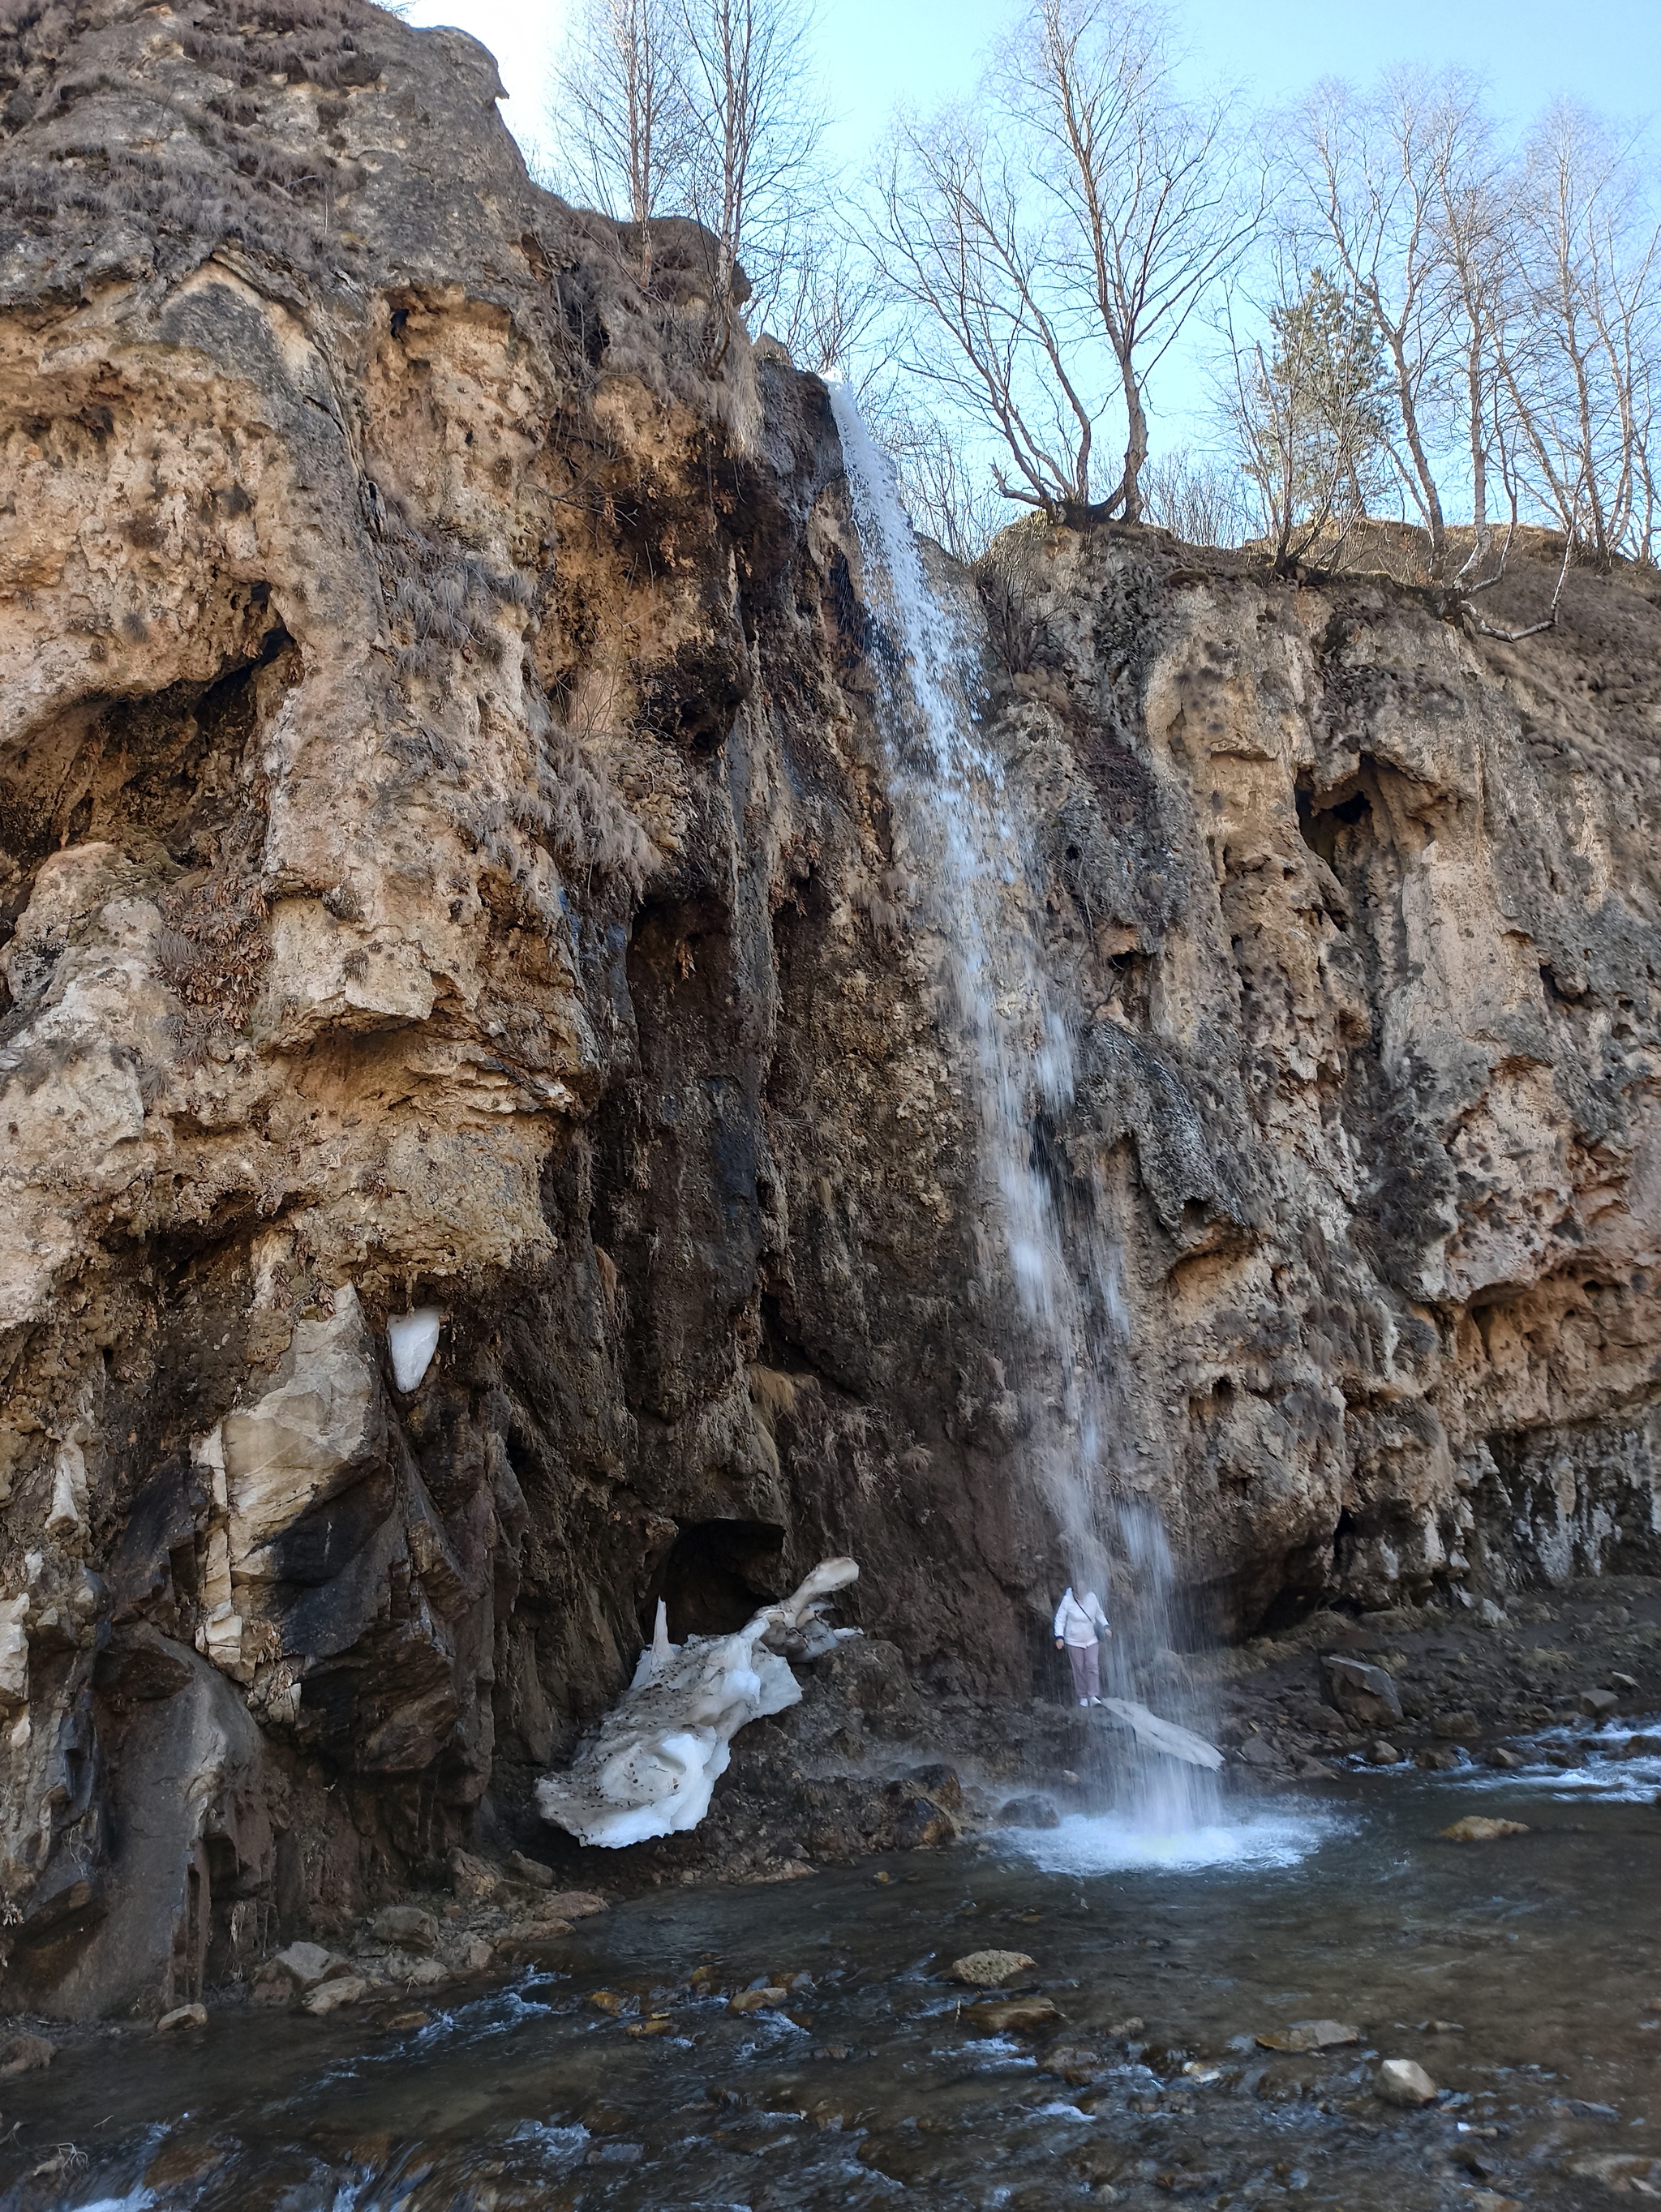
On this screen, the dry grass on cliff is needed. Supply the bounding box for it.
[0,0,388,286]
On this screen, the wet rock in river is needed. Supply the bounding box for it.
[963,1995,1062,2036]
[1440,1816,1529,1841]
[156,2003,207,2032]
[995,1794,1061,1828]
[1323,1657,1404,1727]
[303,1975,371,2016]
[1363,1739,1401,1764]
[1581,1687,1621,1719]
[1487,1747,1526,1769]
[1376,2058,1438,2107]
[1256,2019,1359,2051]
[728,1986,788,2013]
[950,1949,1035,1987]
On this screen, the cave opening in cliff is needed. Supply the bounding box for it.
[646,1518,787,1641]
[1295,775,1372,871]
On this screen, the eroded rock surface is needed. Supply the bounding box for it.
[2,0,1659,2017]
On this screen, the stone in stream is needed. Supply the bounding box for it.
[1581,1687,1621,1719]
[728,1987,788,2013]
[1487,1747,1526,1769]
[156,2003,207,2032]
[1255,2019,1360,2052]
[949,1949,1035,1987]
[963,1996,1062,2036]
[303,1976,371,2016]
[1440,1816,1529,1842]
[1376,2057,1439,2107]
[1322,1657,1404,1727]
[1363,1739,1402,1765]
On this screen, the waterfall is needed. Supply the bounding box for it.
[830,389,1220,1839]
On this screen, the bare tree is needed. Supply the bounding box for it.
[552,0,693,227]
[1138,444,1251,548]
[762,220,886,379]
[871,397,1008,561]
[677,0,826,330]
[1500,101,1661,565]
[869,0,1255,527]
[1281,71,1509,579]
[1002,0,1260,521]
[872,108,1100,515]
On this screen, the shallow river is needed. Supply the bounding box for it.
[6,1735,1659,2211]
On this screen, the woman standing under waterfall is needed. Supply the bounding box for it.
[1054,1586,1111,1705]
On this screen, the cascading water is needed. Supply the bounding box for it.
[830,390,1221,1845]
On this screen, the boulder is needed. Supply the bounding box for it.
[303,1975,371,2016]
[270,1940,349,1990]
[1376,2057,1438,2107]
[367,1905,438,1953]
[448,1848,502,1904]
[949,1950,1034,1987]
[1581,1687,1620,1720]
[1322,1657,1403,1728]
[507,1851,556,1889]
[157,2003,207,2032]
[1440,1817,1529,1842]
[994,1794,1062,1829]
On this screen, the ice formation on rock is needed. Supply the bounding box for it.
[1097,1698,1224,1770]
[536,1559,859,1847]
[387,1308,442,1392]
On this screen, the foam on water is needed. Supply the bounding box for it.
[1457,1722,1661,1803]
[1004,1802,1350,1876]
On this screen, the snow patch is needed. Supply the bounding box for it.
[387,1307,442,1391]
[536,1559,857,1847]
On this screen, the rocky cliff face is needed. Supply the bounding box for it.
[2,0,1659,2020]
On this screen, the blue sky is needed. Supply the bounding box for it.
[407,0,1659,180]
[404,0,1658,469]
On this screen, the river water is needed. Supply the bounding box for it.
[7,1744,1660,2210]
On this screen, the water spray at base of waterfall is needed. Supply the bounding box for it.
[1002,1802,1351,1877]
[830,388,1230,1844]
